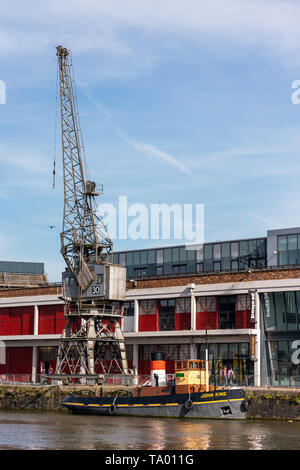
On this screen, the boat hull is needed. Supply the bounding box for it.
[62,388,248,420]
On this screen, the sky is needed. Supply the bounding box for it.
[1,0,300,281]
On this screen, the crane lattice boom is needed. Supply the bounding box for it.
[56,45,113,295]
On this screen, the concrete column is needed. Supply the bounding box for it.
[132,343,139,375]
[34,304,39,335]
[189,342,197,359]
[134,299,139,333]
[254,291,261,387]
[32,345,38,384]
[189,284,196,330]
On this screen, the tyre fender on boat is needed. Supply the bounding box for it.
[241,398,251,412]
[108,404,117,415]
[109,397,118,415]
[184,399,193,411]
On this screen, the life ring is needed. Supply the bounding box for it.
[49,366,54,375]
[184,399,193,411]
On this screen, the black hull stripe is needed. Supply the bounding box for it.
[63,398,244,408]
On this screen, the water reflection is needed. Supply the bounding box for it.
[145,420,168,450]
[0,411,300,450]
[145,420,213,450]
[246,423,265,450]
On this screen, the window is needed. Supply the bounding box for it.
[123,301,134,317]
[180,247,187,261]
[119,253,126,266]
[218,296,235,329]
[289,251,298,265]
[197,263,204,273]
[156,266,163,275]
[158,299,175,331]
[134,267,147,277]
[133,251,140,265]
[204,260,213,272]
[278,236,287,252]
[164,248,172,263]
[156,249,164,264]
[172,247,179,262]
[126,252,133,265]
[196,296,217,312]
[231,260,238,270]
[236,294,250,311]
[257,239,266,257]
[175,298,191,313]
[257,258,266,267]
[288,235,297,251]
[274,292,286,330]
[221,243,230,258]
[213,244,221,259]
[148,250,155,264]
[140,300,156,315]
[285,292,297,330]
[204,244,213,259]
[278,252,288,265]
[248,240,257,256]
[231,242,239,258]
[240,241,248,257]
[221,259,230,270]
[187,249,196,261]
[173,264,187,273]
[140,251,147,265]
[196,245,204,261]
[213,261,221,271]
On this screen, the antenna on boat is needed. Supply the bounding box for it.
[205,324,209,392]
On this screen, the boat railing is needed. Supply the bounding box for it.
[1,373,300,389]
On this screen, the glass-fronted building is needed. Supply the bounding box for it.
[114,227,300,279]
[260,291,300,387]
[114,237,267,278]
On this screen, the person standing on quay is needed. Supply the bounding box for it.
[228,367,235,386]
[222,366,228,386]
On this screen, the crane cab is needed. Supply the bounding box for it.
[62,263,126,303]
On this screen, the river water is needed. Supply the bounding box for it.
[0,411,299,451]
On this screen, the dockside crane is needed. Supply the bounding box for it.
[54,46,130,381]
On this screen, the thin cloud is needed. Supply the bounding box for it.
[2,1,300,66]
[131,141,190,175]
[0,145,49,175]
[81,89,191,176]
[247,213,277,227]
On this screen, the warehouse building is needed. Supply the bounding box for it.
[0,260,47,289]
[0,227,300,387]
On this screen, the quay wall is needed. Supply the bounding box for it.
[0,385,300,420]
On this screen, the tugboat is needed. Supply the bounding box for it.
[62,352,249,419]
